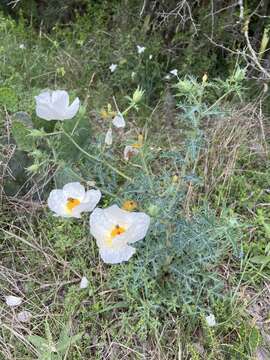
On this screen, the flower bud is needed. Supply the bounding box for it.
[132,86,144,104]
[147,204,159,217]
[26,164,40,173]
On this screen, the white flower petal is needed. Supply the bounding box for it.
[124,145,139,161]
[5,295,22,307]
[205,314,216,327]
[79,276,89,289]
[90,207,114,246]
[124,212,150,244]
[47,190,68,217]
[103,205,133,226]
[137,45,145,54]
[63,182,85,200]
[35,91,51,104]
[109,64,117,73]
[99,245,136,264]
[112,114,125,128]
[170,69,178,76]
[35,103,55,121]
[52,90,69,109]
[83,189,102,206]
[17,311,32,322]
[105,128,113,145]
[35,90,80,121]
[72,189,101,217]
[64,97,80,120]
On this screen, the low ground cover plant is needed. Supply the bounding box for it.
[0,4,270,359]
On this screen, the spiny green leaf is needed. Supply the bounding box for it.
[56,331,83,353]
[28,335,51,352]
[54,166,82,188]
[56,115,91,162]
[0,86,18,111]
[11,121,35,151]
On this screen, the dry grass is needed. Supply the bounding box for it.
[199,103,267,197]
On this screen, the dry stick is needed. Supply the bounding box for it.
[1,227,81,277]
[203,2,239,19]
[238,0,244,22]
[204,34,269,77]
[0,322,38,356]
[244,18,270,80]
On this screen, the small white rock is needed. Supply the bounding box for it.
[5,295,22,307]
[17,310,32,323]
[205,313,216,327]
[112,113,125,128]
[79,276,89,289]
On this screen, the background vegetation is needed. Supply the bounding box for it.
[0,1,269,359]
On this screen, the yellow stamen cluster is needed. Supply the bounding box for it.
[131,143,142,149]
[66,197,81,213]
[111,224,126,238]
[100,104,116,120]
[105,224,126,247]
[131,133,144,149]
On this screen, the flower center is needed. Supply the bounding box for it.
[110,224,126,238]
[66,197,81,213]
[105,224,126,247]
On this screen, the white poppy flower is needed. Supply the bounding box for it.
[205,313,216,327]
[112,113,125,128]
[149,54,153,60]
[35,90,80,121]
[109,64,117,73]
[89,205,150,264]
[164,74,171,80]
[170,69,178,76]
[137,45,146,54]
[17,311,32,322]
[48,182,101,218]
[79,276,89,289]
[124,145,139,161]
[105,128,113,146]
[19,44,26,50]
[5,295,22,307]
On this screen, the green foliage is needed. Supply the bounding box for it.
[0,86,18,111]
[55,109,91,163]
[115,169,239,310]
[11,111,35,152]
[28,322,83,360]
[1,4,269,360]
